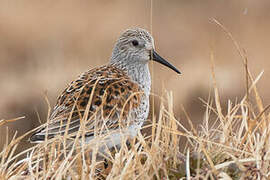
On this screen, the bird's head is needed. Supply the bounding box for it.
[111,28,181,74]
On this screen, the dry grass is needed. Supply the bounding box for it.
[1,73,270,179]
[1,21,270,180]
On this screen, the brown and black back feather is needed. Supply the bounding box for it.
[30,65,142,143]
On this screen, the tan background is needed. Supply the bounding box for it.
[1,1,270,150]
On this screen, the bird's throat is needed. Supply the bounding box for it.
[126,63,151,96]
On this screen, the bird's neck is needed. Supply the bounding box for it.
[110,60,151,96]
[127,63,151,96]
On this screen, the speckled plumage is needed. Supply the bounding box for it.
[30,28,180,146]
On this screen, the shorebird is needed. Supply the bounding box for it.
[30,28,180,148]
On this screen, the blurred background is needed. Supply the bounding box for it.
[1,0,270,151]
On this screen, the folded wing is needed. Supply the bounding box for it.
[30,65,143,143]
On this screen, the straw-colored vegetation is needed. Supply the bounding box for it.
[1,22,270,179]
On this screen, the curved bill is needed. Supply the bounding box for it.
[152,50,181,74]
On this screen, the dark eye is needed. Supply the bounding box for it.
[131,40,139,47]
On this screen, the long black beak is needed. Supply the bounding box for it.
[152,50,181,74]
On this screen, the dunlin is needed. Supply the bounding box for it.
[30,28,180,148]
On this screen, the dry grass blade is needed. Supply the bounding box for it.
[210,49,224,126]
[0,116,25,127]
